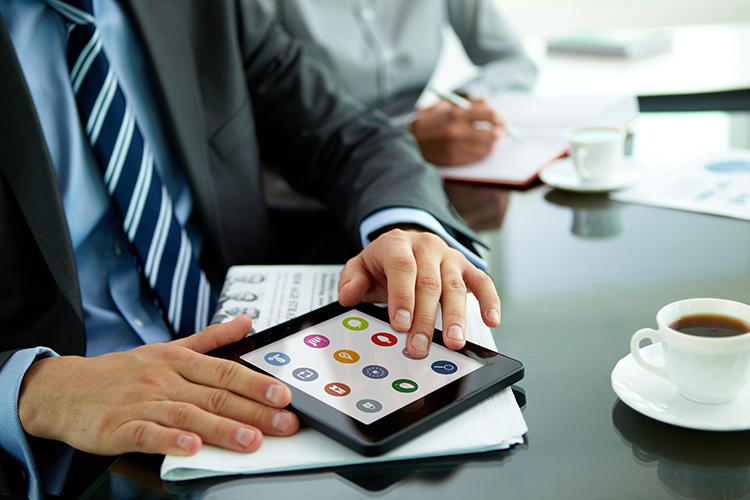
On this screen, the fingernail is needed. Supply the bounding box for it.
[395,309,411,329]
[488,308,500,323]
[272,411,294,433]
[177,434,196,452]
[236,427,256,448]
[266,384,284,405]
[411,333,429,354]
[446,325,464,342]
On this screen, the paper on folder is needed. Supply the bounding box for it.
[161,265,527,481]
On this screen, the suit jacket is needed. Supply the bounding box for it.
[0,0,477,359]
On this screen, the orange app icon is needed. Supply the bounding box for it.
[325,382,352,397]
[334,349,360,364]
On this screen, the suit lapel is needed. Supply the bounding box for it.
[0,18,84,323]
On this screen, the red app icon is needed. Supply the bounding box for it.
[325,382,352,397]
[371,332,398,347]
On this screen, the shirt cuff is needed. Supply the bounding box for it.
[359,208,488,270]
[0,348,74,499]
[388,111,419,131]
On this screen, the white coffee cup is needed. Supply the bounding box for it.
[567,126,626,182]
[630,298,750,404]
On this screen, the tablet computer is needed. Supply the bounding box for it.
[210,301,524,456]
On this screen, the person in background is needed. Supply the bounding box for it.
[260,0,537,167]
[0,1,501,498]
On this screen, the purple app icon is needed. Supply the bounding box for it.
[304,334,330,349]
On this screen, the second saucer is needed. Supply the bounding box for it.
[540,156,646,193]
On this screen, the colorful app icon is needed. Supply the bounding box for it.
[356,399,383,413]
[342,316,369,331]
[392,378,419,393]
[371,332,398,347]
[292,367,319,382]
[334,349,360,364]
[264,352,291,366]
[402,347,415,359]
[362,365,389,379]
[324,382,352,397]
[304,334,330,349]
[431,361,458,375]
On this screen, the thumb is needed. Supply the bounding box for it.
[174,315,253,354]
[338,257,373,306]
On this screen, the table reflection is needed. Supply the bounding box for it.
[544,190,624,238]
[87,444,526,499]
[443,181,511,232]
[612,400,750,500]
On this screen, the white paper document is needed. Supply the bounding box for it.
[611,149,750,221]
[212,265,342,332]
[161,265,527,481]
[438,92,639,186]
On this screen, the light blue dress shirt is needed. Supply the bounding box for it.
[0,1,486,497]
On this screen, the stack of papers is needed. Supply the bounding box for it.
[161,265,527,481]
[438,92,639,186]
[546,29,673,58]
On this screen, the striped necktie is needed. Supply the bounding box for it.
[46,0,216,337]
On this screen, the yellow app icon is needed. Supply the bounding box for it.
[334,349,360,364]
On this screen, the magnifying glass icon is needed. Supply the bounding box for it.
[431,361,457,374]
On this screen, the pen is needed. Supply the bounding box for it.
[429,86,525,143]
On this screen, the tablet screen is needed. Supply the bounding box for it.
[240,310,484,425]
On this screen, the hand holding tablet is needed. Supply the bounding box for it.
[210,302,523,455]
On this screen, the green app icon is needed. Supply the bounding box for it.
[342,316,369,331]
[392,379,419,393]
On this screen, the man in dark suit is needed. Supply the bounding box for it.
[0,1,501,497]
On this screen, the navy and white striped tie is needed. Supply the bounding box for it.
[46,0,216,337]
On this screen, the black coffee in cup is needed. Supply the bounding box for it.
[669,314,750,338]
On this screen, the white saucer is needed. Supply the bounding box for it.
[611,343,750,431]
[540,157,646,193]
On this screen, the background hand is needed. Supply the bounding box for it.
[18,316,298,457]
[338,229,501,358]
[411,98,505,166]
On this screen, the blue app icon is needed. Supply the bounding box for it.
[362,365,389,379]
[265,352,291,366]
[292,367,319,382]
[431,361,458,375]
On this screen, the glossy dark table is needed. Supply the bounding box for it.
[81,111,750,499]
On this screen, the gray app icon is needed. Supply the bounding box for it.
[356,399,383,413]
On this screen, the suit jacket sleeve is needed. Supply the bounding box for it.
[235,1,482,249]
[449,0,537,95]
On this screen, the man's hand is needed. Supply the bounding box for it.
[338,229,501,358]
[411,98,505,166]
[18,316,298,456]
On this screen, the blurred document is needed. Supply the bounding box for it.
[611,150,750,221]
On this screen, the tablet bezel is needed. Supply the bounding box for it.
[209,301,524,456]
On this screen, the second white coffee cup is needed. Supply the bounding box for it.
[567,126,626,183]
[630,298,750,404]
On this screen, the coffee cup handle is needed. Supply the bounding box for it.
[630,328,669,381]
[574,148,588,176]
